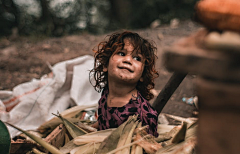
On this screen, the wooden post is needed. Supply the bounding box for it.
[152,72,187,115]
[162,29,240,154]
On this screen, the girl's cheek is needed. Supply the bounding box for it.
[111,56,118,61]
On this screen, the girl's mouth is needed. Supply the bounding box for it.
[118,66,133,73]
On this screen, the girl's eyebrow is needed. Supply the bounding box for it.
[120,48,143,56]
[134,50,143,56]
[138,54,143,57]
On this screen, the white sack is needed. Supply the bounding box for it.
[0,55,100,137]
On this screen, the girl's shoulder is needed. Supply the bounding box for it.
[136,91,149,104]
[98,88,108,105]
[137,91,158,114]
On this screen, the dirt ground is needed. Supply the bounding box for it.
[0,20,202,121]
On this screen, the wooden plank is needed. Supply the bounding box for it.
[198,109,240,154]
[152,72,187,115]
[44,124,66,152]
[10,124,66,154]
[163,28,240,82]
[196,77,240,154]
[196,77,240,109]
[10,140,41,154]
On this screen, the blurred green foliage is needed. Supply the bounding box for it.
[0,0,199,37]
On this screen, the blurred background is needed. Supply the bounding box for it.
[0,0,201,119]
[0,0,199,37]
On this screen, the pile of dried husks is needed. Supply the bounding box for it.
[7,105,198,154]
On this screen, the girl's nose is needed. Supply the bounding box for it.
[123,55,132,65]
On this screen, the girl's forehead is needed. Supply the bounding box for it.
[123,38,142,54]
[123,39,134,50]
[123,38,132,45]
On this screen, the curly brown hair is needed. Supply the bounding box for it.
[90,31,159,100]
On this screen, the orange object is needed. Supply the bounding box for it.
[195,0,240,32]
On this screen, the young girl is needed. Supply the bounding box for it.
[90,31,159,137]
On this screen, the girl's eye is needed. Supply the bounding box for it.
[133,56,142,61]
[117,52,125,56]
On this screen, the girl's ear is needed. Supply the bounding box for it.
[140,77,143,82]
[103,67,108,72]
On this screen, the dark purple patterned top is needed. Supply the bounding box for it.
[97,89,159,137]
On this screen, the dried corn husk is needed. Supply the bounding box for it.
[134,126,162,154]
[5,122,63,154]
[96,116,136,154]
[19,130,43,143]
[171,122,187,143]
[156,122,198,154]
[70,142,101,154]
[161,122,187,148]
[38,105,96,135]
[60,140,78,154]
[107,120,143,154]
[121,121,139,154]
[131,122,143,154]
[156,137,197,154]
[159,125,182,146]
[154,133,172,143]
[164,114,198,127]
[38,117,80,136]
[130,144,136,154]
[172,137,197,154]
[77,121,97,133]
[158,113,169,125]
[65,133,70,144]
[157,124,175,134]
[74,135,107,145]
[116,115,138,154]
[107,137,147,154]
[32,148,46,154]
[74,128,115,145]
[53,113,87,138]
[135,144,143,154]
[185,122,197,140]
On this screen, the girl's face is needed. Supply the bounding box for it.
[106,38,145,85]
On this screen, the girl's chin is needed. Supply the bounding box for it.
[108,73,140,84]
[115,77,139,84]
